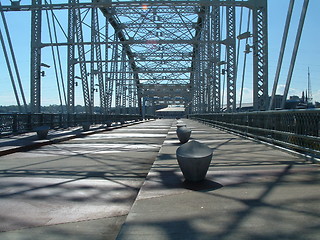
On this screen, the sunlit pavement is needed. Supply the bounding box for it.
[116,119,319,240]
[0,119,172,240]
[0,119,319,240]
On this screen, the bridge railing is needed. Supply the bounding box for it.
[0,113,143,136]
[190,109,320,159]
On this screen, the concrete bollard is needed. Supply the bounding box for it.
[82,122,91,131]
[34,126,50,140]
[176,126,191,144]
[106,120,113,127]
[176,140,213,182]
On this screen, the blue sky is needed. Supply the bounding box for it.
[267,0,320,104]
[0,0,319,107]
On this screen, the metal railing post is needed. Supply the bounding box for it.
[50,114,55,129]
[27,113,32,130]
[12,113,18,133]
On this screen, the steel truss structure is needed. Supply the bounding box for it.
[1,0,268,114]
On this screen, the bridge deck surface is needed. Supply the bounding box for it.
[0,119,319,240]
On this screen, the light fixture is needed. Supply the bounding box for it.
[40,63,50,68]
[237,31,252,40]
[244,44,254,54]
[217,61,227,66]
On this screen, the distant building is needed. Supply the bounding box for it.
[285,92,315,109]
[269,92,316,110]
[269,95,283,109]
[155,105,185,118]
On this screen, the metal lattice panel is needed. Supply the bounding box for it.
[251,0,268,110]
[91,8,106,113]
[30,0,42,113]
[5,0,269,114]
[226,3,236,112]
[67,0,75,114]
[75,2,91,114]
[212,5,221,112]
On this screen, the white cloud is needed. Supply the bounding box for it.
[237,87,253,104]
[276,84,304,98]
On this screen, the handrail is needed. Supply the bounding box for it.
[190,109,320,159]
[0,113,145,136]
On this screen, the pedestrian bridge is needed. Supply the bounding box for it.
[0,118,319,239]
[0,1,319,238]
[1,0,312,114]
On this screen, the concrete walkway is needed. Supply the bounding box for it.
[0,121,140,156]
[0,119,319,240]
[0,119,173,240]
[117,119,319,240]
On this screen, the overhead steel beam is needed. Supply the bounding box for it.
[40,39,222,47]
[0,1,252,12]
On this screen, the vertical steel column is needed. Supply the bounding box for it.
[193,49,200,113]
[90,9,96,109]
[226,2,236,112]
[114,44,121,113]
[131,73,137,114]
[203,6,210,113]
[212,5,221,112]
[90,7,106,113]
[123,63,129,112]
[104,17,111,113]
[106,35,118,112]
[200,6,207,113]
[207,8,214,114]
[191,6,206,114]
[199,12,205,113]
[30,0,42,113]
[93,9,106,114]
[67,0,75,114]
[251,0,268,110]
[75,4,92,114]
[128,74,134,113]
[120,48,127,112]
[191,48,199,114]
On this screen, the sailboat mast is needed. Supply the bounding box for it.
[307,67,313,103]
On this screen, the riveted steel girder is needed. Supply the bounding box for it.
[250,0,268,110]
[67,0,75,114]
[30,0,42,113]
[226,1,237,112]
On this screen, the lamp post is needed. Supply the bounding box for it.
[236,32,253,110]
[35,63,50,113]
